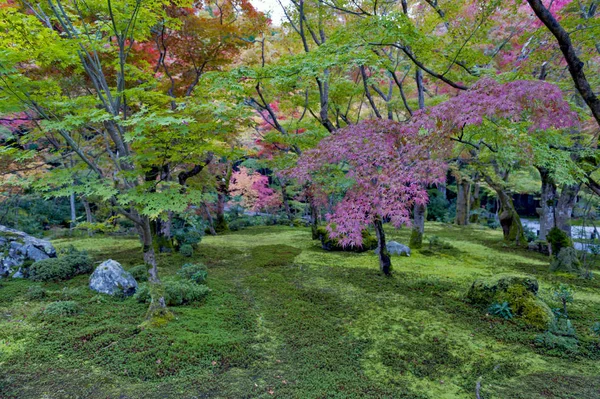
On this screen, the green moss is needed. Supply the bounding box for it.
[548,227,572,255]
[249,244,301,267]
[29,253,92,282]
[409,228,423,249]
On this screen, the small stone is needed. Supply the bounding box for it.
[375,241,411,257]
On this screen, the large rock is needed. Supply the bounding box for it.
[467,274,553,329]
[89,259,138,296]
[0,225,56,278]
[375,241,411,257]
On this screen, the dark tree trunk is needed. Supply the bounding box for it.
[409,203,426,249]
[537,167,557,240]
[469,181,481,224]
[374,218,392,275]
[309,202,320,240]
[280,179,294,222]
[215,192,228,233]
[456,179,471,225]
[202,202,217,236]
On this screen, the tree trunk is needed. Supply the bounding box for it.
[280,179,294,222]
[141,217,168,319]
[202,202,217,236]
[537,167,556,241]
[374,218,392,275]
[555,184,580,237]
[82,196,93,237]
[215,192,228,233]
[456,179,471,225]
[469,181,481,224]
[485,176,526,246]
[69,192,76,233]
[309,202,319,240]
[409,203,426,248]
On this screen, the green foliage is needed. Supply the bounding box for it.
[552,283,574,318]
[177,263,208,285]
[426,190,455,222]
[43,301,81,317]
[173,229,203,248]
[548,227,572,255]
[592,322,600,337]
[535,318,579,355]
[128,264,149,282]
[179,244,193,258]
[488,302,513,320]
[523,225,537,243]
[29,253,92,282]
[135,281,210,306]
[25,285,47,301]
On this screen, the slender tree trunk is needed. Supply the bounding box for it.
[438,183,447,200]
[374,218,392,275]
[456,179,471,225]
[69,192,76,233]
[310,202,320,240]
[215,192,228,233]
[555,184,580,237]
[410,203,426,249]
[280,179,294,222]
[537,167,556,240]
[202,202,217,236]
[82,196,93,237]
[140,217,168,318]
[469,180,481,224]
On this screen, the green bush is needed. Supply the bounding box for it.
[488,302,513,320]
[43,301,80,317]
[128,264,149,282]
[25,285,47,301]
[134,280,210,306]
[179,244,193,257]
[173,228,203,248]
[548,227,572,255]
[29,253,92,282]
[535,318,579,354]
[177,263,208,284]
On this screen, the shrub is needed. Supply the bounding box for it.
[43,301,80,317]
[29,253,92,282]
[128,264,149,282]
[173,228,203,248]
[179,244,193,257]
[550,247,581,273]
[177,263,208,284]
[592,322,600,337]
[316,227,377,253]
[488,302,513,320]
[25,285,47,301]
[552,284,574,318]
[547,227,572,255]
[535,318,579,354]
[135,280,210,306]
[523,226,537,243]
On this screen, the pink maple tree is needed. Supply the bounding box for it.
[229,167,282,213]
[288,78,578,274]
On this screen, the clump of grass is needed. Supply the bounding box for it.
[43,301,81,317]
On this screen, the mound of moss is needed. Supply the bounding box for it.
[29,253,92,282]
[135,280,210,306]
[316,227,377,253]
[467,274,554,329]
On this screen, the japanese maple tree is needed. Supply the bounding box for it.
[289,119,448,274]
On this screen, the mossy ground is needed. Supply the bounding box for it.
[1,223,600,398]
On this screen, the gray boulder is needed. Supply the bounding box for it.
[0,225,56,278]
[375,241,411,257]
[89,259,138,296]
